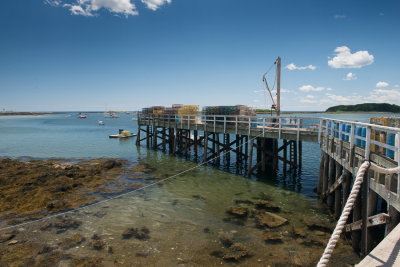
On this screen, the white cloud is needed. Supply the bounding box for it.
[367,89,400,103]
[334,14,346,19]
[141,0,171,11]
[376,81,389,88]
[326,93,351,102]
[343,72,357,80]
[298,85,332,92]
[285,63,316,70]
[46,0,172,16]
[328,46,374,69]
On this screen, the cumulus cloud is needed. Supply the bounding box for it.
[141,0,171,11]
[298,85,332,92]
[285,63,316,70]
[334,14,346,19]
[343,72,357,80]
[45,0,171,16]
[367,89,400,103]
[326,93,351,102]
[376,81,389,88]
[328,46,374,68]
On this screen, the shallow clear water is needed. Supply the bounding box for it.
[0,112,396,265]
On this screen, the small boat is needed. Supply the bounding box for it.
[109,129,136,138]
[98,120,105,125]
[104,111,120,118]
[78,113,87,119]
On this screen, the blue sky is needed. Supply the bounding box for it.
[1,0,399,111]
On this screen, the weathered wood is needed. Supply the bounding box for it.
[345,213,390,232]
[317,152,325,194]
[321,173,344,198]
[322,154,330,201]
[366,188,378,253]
[386,205,400,235]
[203,132,208,162]
[352,190,362,253]
[342,170,352,211]
[261,138,266,172]
[247,139,254,175]
[327,157,336,208]
[334,162,343,219]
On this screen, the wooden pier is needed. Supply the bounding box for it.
[136,113,400,263]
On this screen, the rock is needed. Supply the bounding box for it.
[226,206,249,218]
[8,240,18,245]
[222,242,251,261]
[255,212,288,228]
[234,199,254,205]
[0,233,15,243]
[300,237,325,247]
[254,200,281,212]
[40,218,81,234]
[302,217,332,233]
[218,231,234,247]
[58,234,85,249]
[192,194,205,200]
[262,231,284,244]
[91,234,101,240]
[121,227,150,240]
[89,240,105,250]
[203,227,210,233]
[292,227,307,238]
[101,159,122,170]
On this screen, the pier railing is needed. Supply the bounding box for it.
[138,113,319,142]
[319,117,400,210]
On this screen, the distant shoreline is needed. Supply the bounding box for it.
[0,112,55,116]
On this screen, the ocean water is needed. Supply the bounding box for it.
[0,112,396,266]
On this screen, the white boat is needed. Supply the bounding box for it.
[104,111,120,118]
[78,113,87,119]
[98,120,105,125]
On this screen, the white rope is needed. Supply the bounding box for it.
[317,161,400,267]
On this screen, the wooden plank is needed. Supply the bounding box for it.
[321,174,344,198]
[345,213,390,232]
[355,222,400,266]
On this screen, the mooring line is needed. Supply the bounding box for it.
[0,132,263,232]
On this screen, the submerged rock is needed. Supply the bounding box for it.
[88,240,105,251]
[222,242,251,261]
[121,227,150,240]
[255,212,288,228]
[40,218,82,234]
[302,217,332,233]
[292,227,307,238]
[0,233,15,243]
[218,231,234,247]
[226,206,249,218]
[262,231,284,244]
[58,234,86,249]
[234,199,254,205]
[254,200,281,212]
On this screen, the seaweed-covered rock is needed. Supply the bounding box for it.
[302,217,332,233]
[218,231,234,247]
[0,233,15,243]
[40,218,82,234]
[222,242,251,261]
[226,206,249,218]
[88,240,105,251]
[58,234,86,249]
[121,227,150,240]
[262,231,284,244]
[292,227,307,238]
[255,212,288,228]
